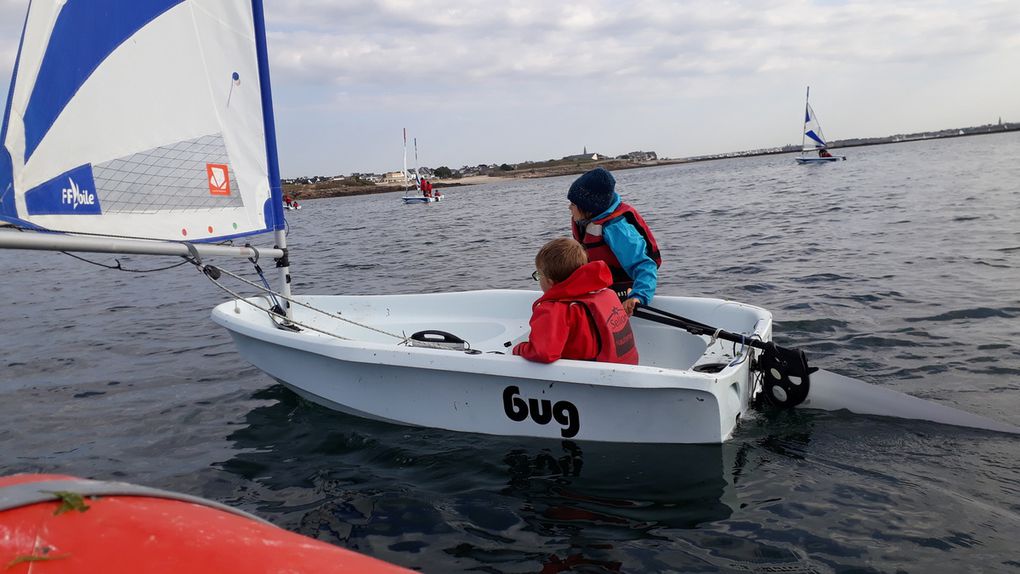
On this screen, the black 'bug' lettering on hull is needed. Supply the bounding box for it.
[502,386,579,438]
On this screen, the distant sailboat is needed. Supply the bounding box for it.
[796,87,846,164]
[401,130,440,204]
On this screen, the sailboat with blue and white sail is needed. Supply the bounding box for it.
[796,86,846,164]
[1,1,1016,445]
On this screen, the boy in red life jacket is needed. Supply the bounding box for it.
[513,238,639,365]
[568,167,661,316]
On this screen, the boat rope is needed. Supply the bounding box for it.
[728,334,756,367]
[245,244,282,311]
[3,222,407,344]
[58,250,193,273]
[197,273,359,342]
[194,261,410,343]
[707,328,722,347]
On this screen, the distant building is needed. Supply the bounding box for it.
[382,170,411,183]
[563,153,600,161]
[617,151,657,162]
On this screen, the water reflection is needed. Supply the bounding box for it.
[214,385,742,565]
[501,440,736,534]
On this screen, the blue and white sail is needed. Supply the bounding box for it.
[0,0,284,242]
[802,102,829,151]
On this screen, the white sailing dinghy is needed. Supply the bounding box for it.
[400,129,440,204]
[796,87,846,164]
[1,1,1016,444]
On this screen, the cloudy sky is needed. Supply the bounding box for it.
[1,0,1018,177]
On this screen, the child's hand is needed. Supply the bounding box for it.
[622,297,640,316]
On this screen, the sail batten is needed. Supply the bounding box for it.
[0,0,282,242]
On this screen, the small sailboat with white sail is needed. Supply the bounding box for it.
[796,86,846,164]
[1,1,1016,445]
[400,130,440,204]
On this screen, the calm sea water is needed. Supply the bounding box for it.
[2,132,1019,573]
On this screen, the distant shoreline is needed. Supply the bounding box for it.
[284,127,1020,201]
[283,158,692,201]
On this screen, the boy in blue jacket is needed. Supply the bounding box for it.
[568,167,662,315]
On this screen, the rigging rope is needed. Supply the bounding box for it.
[245,244,282,311]
[4,223,410,345]
[196,269,362,342]
[60,251,192,273]
[197,262,409,343]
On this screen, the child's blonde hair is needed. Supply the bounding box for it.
[536,238,588,283]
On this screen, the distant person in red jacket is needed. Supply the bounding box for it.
[513,238,639,365]
[425,179,439,198]
[818,148,833,158]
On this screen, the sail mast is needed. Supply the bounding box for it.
[802,86,809,153]
[403,128,408,192]
[414,137,420,193]
[252,0,293,319]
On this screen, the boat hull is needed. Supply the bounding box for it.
[401,195,442,204]
[213,290,771,444]
[796,156,845,163]
[0,474,411,573]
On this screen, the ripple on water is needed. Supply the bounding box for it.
[905,307,1020,322]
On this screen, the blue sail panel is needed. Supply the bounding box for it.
[805,130,827,147]
[23,0,184,162]
[802,102,829,149]
[0,146,14,221]
[24,164,102,216]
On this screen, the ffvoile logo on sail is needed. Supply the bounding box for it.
[24,164,102,215]
[207,163,231,196]
[61,178,96,210]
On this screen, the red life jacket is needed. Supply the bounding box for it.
[569,289,639,365]
[572,202,662,292]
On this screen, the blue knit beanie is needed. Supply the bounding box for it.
[568,167,616,216]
